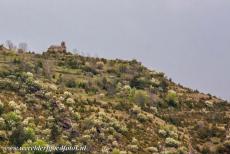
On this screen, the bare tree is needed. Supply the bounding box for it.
[5,40,14,50]
[18,42,28,52]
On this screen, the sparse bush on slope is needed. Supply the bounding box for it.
[0,51,229,154]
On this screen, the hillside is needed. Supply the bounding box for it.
[0,48,230,154]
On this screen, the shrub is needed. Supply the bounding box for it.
[165,137,180,147]
[110,120,127,134]
[96,61,104,69]
[130,76,150,89]
[0,130,7,141]
[159,79,168,92]
[64,91,72,98]
[163,116,182,126]
[133,91,151,109]
[19,61,35,73]
[166,90,179,107]
[0,117,6,129]
[137,113,148,123]
[158,129,167,137]
[26,79,41,93]
[118,64,128,73]
[78,81,87,89]
[205,100,213,108]
[65,79,77,88]
[115,101,132,111]
[66,57,80,69]
[24,127,36,141]
[74,112,81,121]
[127,144,139,152]
[35,60,43,68]
[0,79,19,91]
[150,106,158,114]
[81,135,91,144]
[12,58,21,64]
[168,130,178,139]
[159,124,178,139]
[98,77,117,96]
[50,125,62,141]
[33,139,48,147]
[25,94,39,104]
[195,123,223,139]
[112,148,120,154]
[85,81,98,93]
[82,65,98,75]
[66,98,75,105]
[130,105,141,115]
[22,117,34,126]
[178,146,188,154]
[10,125,26,146]
[8,100,18,110]
[26,72,34,79]
[4,111,22,128]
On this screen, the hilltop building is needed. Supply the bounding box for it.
[47,41,66,53]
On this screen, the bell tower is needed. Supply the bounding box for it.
[61,41,66,52]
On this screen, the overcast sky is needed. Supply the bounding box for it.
[0,0,230,100]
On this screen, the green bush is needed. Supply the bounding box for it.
[12,58,22,64]
[112,148,121,154]
[133,91,151,109]
[65,79,77,88]
[4,111,22,128]
[130,76,150,89]
[166,90,179,107]
[26,79,41,93]
[25,127,36,141]
[82,65,98,75]
[0,79,20,91]
[10,125,26,146]
[115,101,132,111]
[78,81,87,89]
[10,125,35,146]
[74,112,81,121]
[66,57,80,69]
[159,124,178,139]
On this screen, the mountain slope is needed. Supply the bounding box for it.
[0,49,230,154]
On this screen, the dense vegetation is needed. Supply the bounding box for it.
[0,48,230,154]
